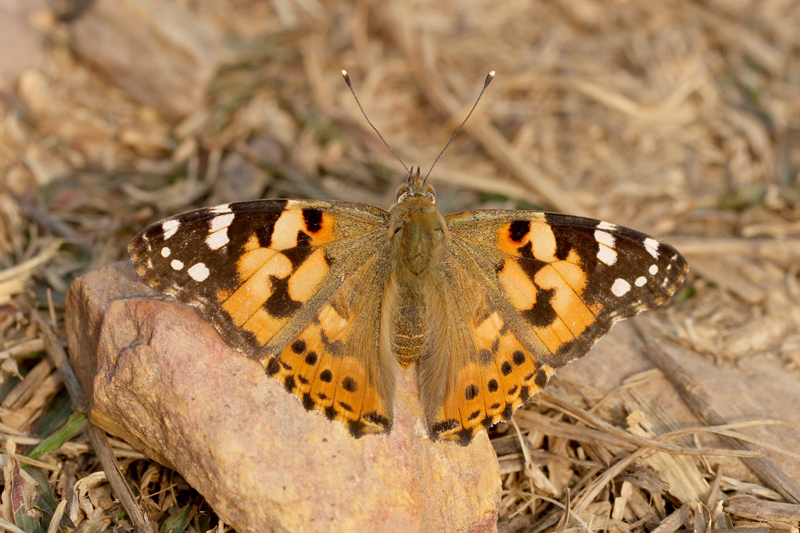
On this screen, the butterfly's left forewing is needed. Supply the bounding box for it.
[423,210,688,444]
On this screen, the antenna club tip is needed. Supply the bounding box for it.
[341,70,348,76]
[489,71,495,77]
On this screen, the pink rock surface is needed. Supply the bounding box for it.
[66,262,500,533]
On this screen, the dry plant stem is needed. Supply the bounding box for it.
[22,298,155,533]
[633,322,800,504]
[726,495,800,523]
[650,505,692,533]
[536,393,759,458]
[8,193,94,254]
[376,4,589,217]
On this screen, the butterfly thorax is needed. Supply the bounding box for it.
[385,169,448,367]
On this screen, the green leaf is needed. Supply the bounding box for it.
[160,505,194,533]
[27,411,88,461]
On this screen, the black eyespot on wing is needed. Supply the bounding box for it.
[302,208,323,233]
[508,221,530,243]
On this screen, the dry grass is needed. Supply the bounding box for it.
[1,0,799,531]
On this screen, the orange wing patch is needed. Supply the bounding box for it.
[429,310,554,445]
[263,302,392,438]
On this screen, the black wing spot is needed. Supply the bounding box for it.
[508,221,531,243]
[488,379,499,392]
[302,208,323,233]
[508,385,518,395]
[535,369,548,389]
[284,375,296,391]
[305,351,318,365]
[364,412,390,429]
[282,231,314,268]
[291,339,306,354]
[465,384,480,401]
[456,427,474,446]
[264,276,302,318]
[347,419,366,438]
[520,288,558,327]
[338,401,353,412]
[501,361,513,376]
[302,393,314,410]
[342,376,358,392]
[319,369,333,382]
[468,410,482,421]
[317,392,328,400]
[265,358,280,376]
[490,402,501,409]
[512,351,526,366]
[430,419,458,437]
[324,406,337,420]
[502,404,514,419]
[519,386,530,401]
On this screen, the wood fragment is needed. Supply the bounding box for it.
[726,495,800,524]
[634,323,800,504]
[650,506,692,533]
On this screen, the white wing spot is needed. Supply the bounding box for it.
[188,262,210,282]
[161,247,171,258]
[146,258,153,269]
[210,213,235,232]
[206,229,229,250]
[635,276,647,287]
[170,259,184,271]
[210,204,232,214]
[594,230,618,265]
[597,246,618,266]
[649,264,658,275]
[594,230,615,248]
[611,278,631,297]
[162,220,180,240]
[644,238,660,258]
[597,221,617,231]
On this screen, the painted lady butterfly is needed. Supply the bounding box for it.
[128,166,687,445]
[129,71,687,445]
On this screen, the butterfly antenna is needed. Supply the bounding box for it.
[423,71,495,184]
[342,70,409,174]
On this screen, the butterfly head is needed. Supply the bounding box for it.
[396,167,435,205]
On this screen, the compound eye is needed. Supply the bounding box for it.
[396,184,409,202]
[424,184,436,203]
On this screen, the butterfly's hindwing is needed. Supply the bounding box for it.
[263,251,398,438]
[418,259,558,445]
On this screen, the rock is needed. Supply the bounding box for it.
[65,262,501,533]
[69,0,223,119]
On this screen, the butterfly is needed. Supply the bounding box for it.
[128,166,688,446]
